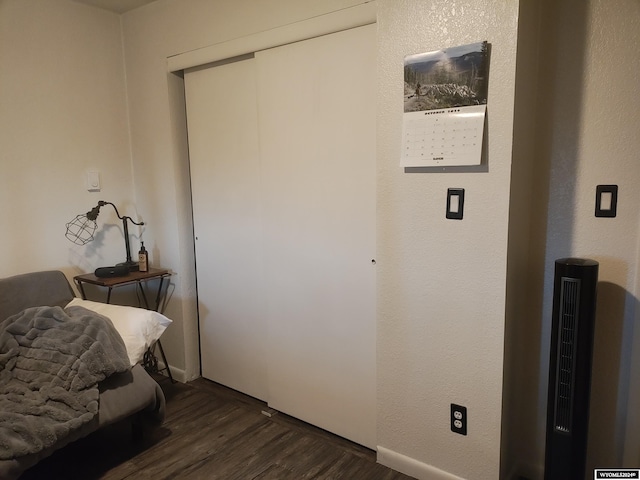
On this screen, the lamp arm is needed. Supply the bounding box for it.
[122,216,133,264]
[97,201,145,267]
[99,201,145,226]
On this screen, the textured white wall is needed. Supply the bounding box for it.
[537,0,640,473]
[0,0,134,282]
[376,1,519,478]
[500,0,541,477]
[503,0,640,477]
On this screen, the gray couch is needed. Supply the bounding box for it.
[0,270,166,480]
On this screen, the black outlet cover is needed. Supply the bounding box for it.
[451,403,467,435]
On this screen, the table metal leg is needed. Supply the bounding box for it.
[137,281,150,309]
[156,340,174,383]
[139,275,173,382]
[143,340,174,383]
[76,281,88,300]
[154,276,166,312]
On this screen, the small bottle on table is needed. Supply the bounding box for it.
[138,242,149,272]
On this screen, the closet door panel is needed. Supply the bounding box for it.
[185,57,268,401]
[256,24,376,448]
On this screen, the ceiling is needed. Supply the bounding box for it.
[72,0,157,14]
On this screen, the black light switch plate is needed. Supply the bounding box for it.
[446,188,465,220]
[595,185,618,217]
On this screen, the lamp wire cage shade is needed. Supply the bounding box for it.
[65,214,98,245]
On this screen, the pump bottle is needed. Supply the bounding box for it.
[138,242,148,272]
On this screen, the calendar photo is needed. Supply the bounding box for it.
[404,41,488,112]
[402,41,489,167]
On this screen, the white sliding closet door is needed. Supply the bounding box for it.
[256,24,376,448]
[185,56,268,401]
[186,23,376,449]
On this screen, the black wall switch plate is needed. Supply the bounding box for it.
[446,188,465,220]
[595,185,618,217]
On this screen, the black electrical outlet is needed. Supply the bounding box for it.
[451,404,467,435]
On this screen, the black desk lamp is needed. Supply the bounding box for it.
[65,200,144,271]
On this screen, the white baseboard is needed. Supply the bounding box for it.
[377,446,465,480]
[156,361,187,383]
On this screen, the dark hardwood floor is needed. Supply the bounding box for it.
[21,375,415,480]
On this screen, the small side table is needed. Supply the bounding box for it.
[74,268,174,382]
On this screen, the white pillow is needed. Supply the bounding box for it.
[66,298,172,367]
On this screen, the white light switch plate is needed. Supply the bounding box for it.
[86,171,101,192]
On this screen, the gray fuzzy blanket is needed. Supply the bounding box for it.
[0,305,129,460]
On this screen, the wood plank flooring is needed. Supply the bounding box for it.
[21,376,416,480]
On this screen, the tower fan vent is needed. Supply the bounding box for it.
[553,277,580,433]
[544,257,598,480]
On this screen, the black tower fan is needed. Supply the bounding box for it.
[544,258,598,480]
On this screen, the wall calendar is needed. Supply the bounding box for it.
[402,41,489,168]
